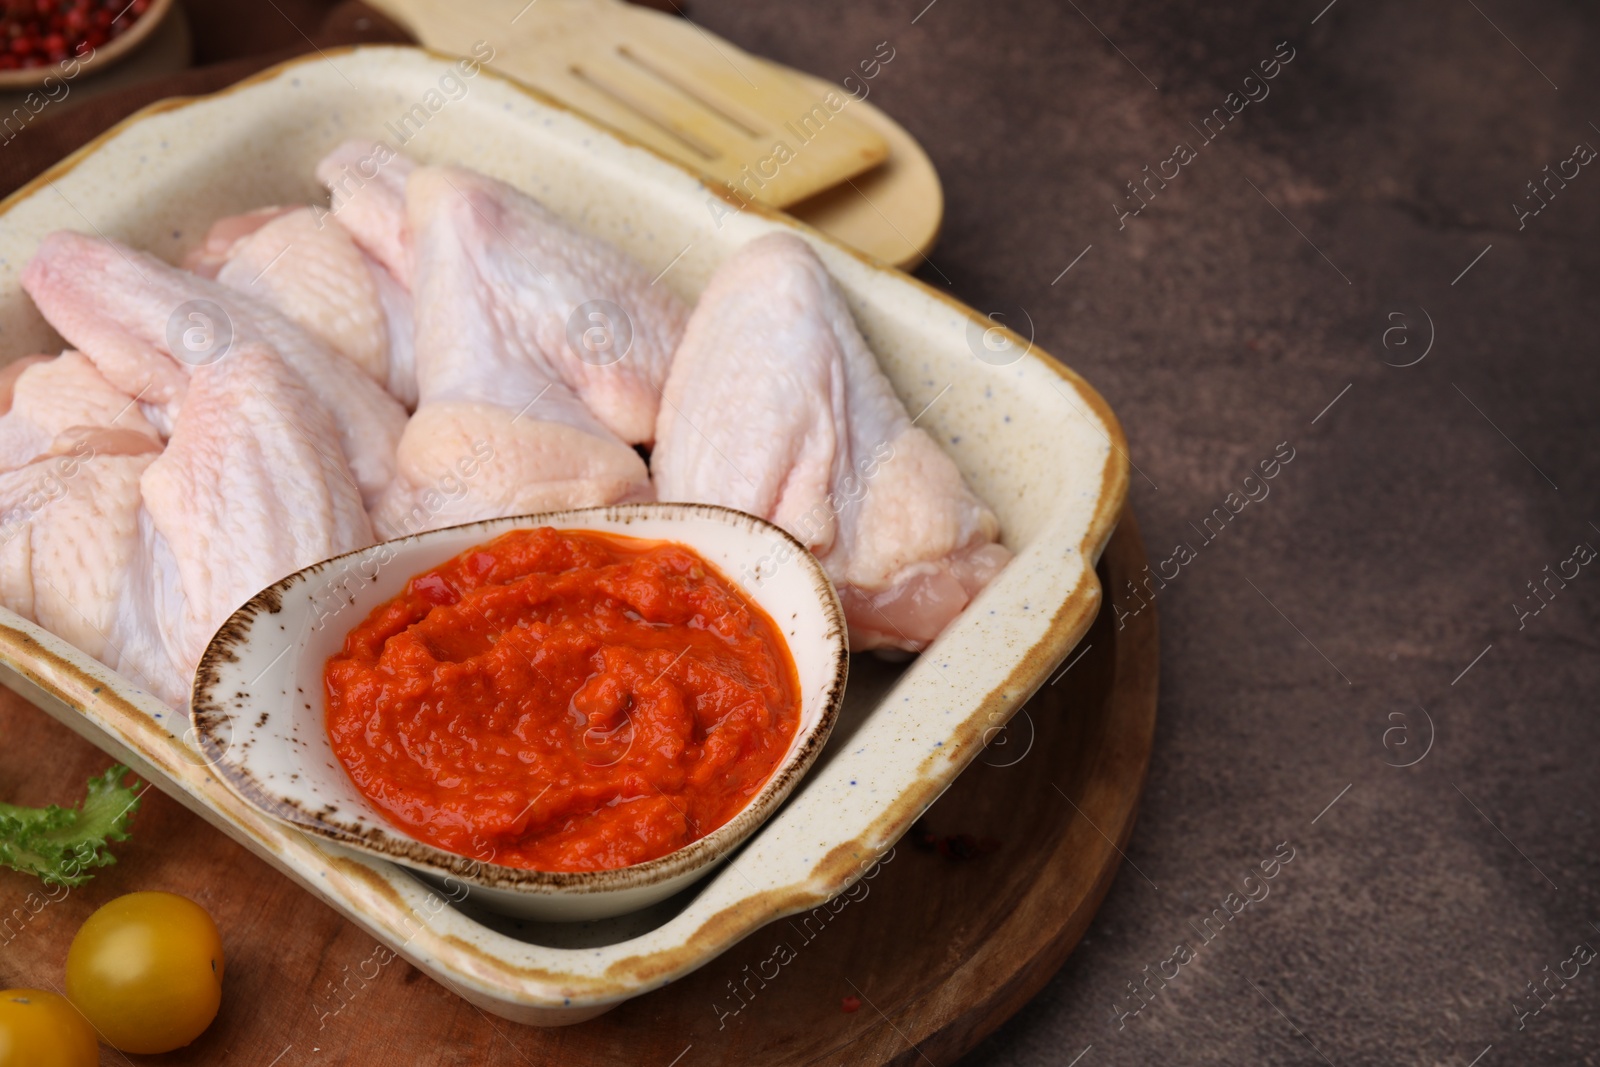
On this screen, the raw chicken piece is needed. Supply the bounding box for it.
[371,396,650,538]
[182,206,294,278]
[372,163,688,536]
[21,231,407,506]
[141,342,374,681]
[0,341,375,707]
[0,352,161,471]
[21,237,190,416]
[316,140,416,288]
[0,450,183,704]
[404,160,686,444]
[653,233,1011,652]
[367,262,417,408]
[195,206,418,407]
[0,355,50,413]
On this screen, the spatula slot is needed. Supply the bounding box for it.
[568,63,721,161]
[615,45,769,139]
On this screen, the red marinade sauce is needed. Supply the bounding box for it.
[323,527,801,873]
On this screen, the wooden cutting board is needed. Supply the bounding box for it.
[0,512,1157,1066]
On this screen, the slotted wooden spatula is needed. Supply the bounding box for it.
[362,0,889,208]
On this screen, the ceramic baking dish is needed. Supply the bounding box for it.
[0,46,1128,1024]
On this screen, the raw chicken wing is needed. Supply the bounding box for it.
[0,340,374,707]
[0,450,179,701]
[653,233,1011,652]
[0,352,161,471]
[406,164,688,443]
[373,162,691,535]
[316,139,416,288]
[141,341,375,683]
[22,231,407,505]
[193,206,418,407]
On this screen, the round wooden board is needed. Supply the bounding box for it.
[0,512,1156,1066]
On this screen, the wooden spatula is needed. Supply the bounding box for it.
[362,0,888,209]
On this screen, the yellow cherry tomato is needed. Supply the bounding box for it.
[65,891,224,1054]
[0,988,98,1067]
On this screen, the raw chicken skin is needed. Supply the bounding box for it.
[0,354,173,697]
[389,158,685,443]
[141,342,374,681]
[0,356,50,413]
[196,207,417,407]
[366,261,418,408]
[316,140,416,288]
[182,206,294,278]
[0,352,161,471]
[0,342,374,707]
[372,163,686,536]
[208,207,382,379]
[0,451,180,700]
[20,236,190,415]
[653,233,1011,652]
[21,231,408,506]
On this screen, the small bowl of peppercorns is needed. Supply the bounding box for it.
[0,0,174,90]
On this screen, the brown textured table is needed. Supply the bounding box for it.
[3,1,1599,1064]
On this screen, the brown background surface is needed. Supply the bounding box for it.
[2,0,1598,1064]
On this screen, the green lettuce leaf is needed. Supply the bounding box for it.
[0,764,143,887]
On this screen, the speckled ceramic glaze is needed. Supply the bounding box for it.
[191,504,849,922]
[0,47,1128,1023]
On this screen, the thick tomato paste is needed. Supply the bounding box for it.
[324,527,801,872]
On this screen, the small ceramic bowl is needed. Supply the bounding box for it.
[0,0,176,92]
[190,503,849,921]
